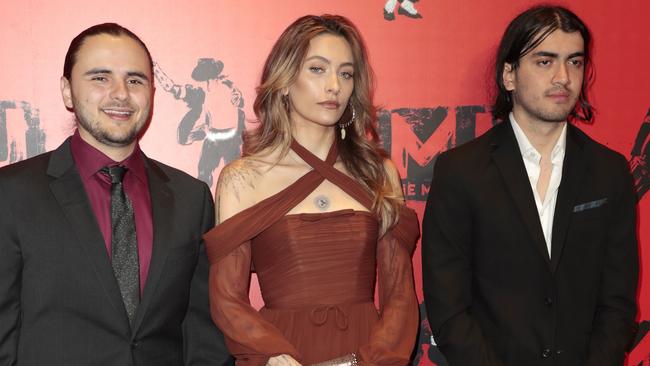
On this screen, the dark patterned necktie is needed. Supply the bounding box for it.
[102,165,140,323]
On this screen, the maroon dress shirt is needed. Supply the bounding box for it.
[70,131,153,294]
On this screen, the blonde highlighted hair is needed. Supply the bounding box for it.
[245,14,402,234]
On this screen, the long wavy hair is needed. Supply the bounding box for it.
[245,14,401,234]
[492,5,594,123]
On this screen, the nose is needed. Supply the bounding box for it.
[552,63,570,86]
[326,72,341,95]
[109,80,129,101]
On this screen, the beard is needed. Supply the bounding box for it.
[76,116,141,146]
[513,88,579,123]
[73,101,149,148]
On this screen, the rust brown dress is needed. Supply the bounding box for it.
[205,140,420,366]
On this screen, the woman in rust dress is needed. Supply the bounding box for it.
[204,15,419,366]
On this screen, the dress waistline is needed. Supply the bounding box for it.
[263,300,375,331]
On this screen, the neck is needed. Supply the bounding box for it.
[512,111,566,157]
[78,129,136,162]
[291,122,336,161]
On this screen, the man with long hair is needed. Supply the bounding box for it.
[422,5,638,365]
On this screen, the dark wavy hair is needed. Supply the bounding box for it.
[63,23,153,80]
[492,5,594,123]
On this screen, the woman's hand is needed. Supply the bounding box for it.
[267,354,302,366]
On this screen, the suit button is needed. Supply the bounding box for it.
[545,297,553,306]
[541,348,551,358]
[131,341,140,349]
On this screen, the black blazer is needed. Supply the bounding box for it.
[0,138,233,366]
[421,122,638,366]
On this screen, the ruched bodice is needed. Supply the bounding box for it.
[253,210,378,309]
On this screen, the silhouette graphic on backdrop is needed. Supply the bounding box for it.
[631,108,650,201]
[0,100,45,164]
[384,0,422,20]
[154,59,245,187]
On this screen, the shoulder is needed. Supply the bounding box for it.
[215,156,266,221]
[217,157,265,198]
[145,158,214,214]
[568,125,632,190]
[0,152,51,177]
[435,124,499,174]
[0,151,53,191]
[147,157,208,190]
[569,124,629,169]
[568,125,627,164]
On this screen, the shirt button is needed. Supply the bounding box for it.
[541,348,551,358]
[545,297,553,306]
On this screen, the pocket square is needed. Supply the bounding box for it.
[573,198,608,212]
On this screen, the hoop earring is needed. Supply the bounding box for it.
[339,104,356,140]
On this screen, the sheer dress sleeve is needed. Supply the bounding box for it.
[208,239,300,366]
[357,205,420,366]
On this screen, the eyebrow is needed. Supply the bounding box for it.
[127,71,150,81]
[84,68,112,76]
[83,68,150,81]
[304,55,354,68]
[531,51,585,59]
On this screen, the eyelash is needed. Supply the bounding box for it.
[569,59,583,67]
[309,66,324,73]
[90,76,144,85]
[308,66,353,79]
[536,59,584,67]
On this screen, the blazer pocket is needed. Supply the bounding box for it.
[573,198,607,213]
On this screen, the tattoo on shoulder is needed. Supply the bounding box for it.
[214,193,222,225]
[219,159,262,202]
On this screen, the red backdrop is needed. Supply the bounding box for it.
[1,1,648,364]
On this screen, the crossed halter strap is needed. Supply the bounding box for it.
[205,139,419,265]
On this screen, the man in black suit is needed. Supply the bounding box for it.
[422,6,638,366]
[0,23,232,366]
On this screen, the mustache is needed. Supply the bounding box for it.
[101,103,136,110]
[545,87,570,95]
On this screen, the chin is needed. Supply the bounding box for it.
[101,129,141,146]
[539,112,571,123]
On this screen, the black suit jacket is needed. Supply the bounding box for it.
[0,138,233,366]
[421,122,638,366]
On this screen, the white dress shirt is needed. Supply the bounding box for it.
[510,113,567,257]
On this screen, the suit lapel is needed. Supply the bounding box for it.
[490,122,551,267]
[131,158,174,334]
[47,139,131,330]
[550,125,587,273]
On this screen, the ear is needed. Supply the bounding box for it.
[60,76,74,109]
[502,63,515,91]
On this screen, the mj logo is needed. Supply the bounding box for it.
[378,105,493,200]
